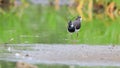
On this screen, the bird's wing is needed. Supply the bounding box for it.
[73,20,80,26]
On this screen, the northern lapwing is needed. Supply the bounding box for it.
[68,16,82,37]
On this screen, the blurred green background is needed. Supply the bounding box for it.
[0,0,120,44]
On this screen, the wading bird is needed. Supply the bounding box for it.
[68,16,82,37]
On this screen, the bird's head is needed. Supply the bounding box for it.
[76,16,82,22]
[68,20,74,27]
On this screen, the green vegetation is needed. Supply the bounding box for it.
[0,4,120,44]
[0,60,120,68]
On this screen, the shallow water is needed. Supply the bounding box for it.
[0,44,120,68]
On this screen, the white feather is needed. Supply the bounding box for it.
[80,17,82,21]
[71,24,74,27]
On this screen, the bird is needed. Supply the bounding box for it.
[68,16,82,37]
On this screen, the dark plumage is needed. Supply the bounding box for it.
[68,21,75,33]
[68,16,82,33]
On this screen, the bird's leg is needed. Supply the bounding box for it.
[76,32,79,38]
[70,33,73,39]
[70,33,75,44]
[69,32,76,44]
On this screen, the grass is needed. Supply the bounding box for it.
[0,4,120,45]
[0,60,120,68]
